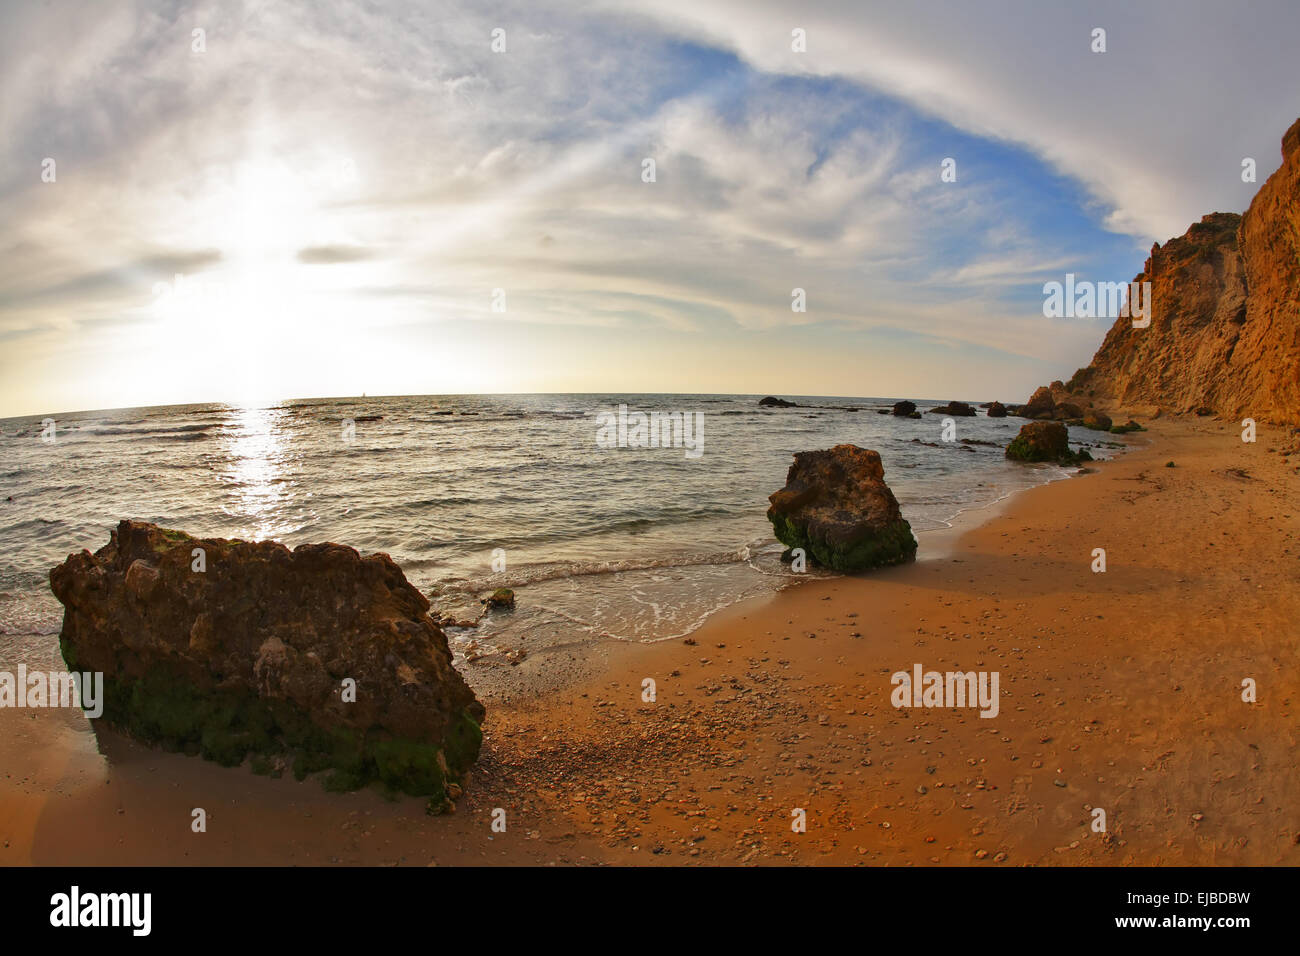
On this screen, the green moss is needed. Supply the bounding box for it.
[91,665,479,797]
[1110,421,1146,434]
[1005,434,1046,461]
[769,513,917,572]
[1007,435,1091,465]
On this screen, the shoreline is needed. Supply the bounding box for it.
[3,417,1296,866]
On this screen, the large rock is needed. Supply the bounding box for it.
[1005,422,1090,465]
[767,445,917,571]
[987,401,1008,418]
[49,520,484,800]
[891,400,917,416]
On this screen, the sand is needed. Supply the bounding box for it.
[3,417,1297,866]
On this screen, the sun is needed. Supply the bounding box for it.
[146,157,341,405]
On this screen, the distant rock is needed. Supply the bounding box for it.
[49,520,484,799]
[1053,402,1084,421]
[987,402,1008,418]
[1110,419,1146,434]
[928,401,977,416]
[891,400,917,417]
[759,396,798,407]
[767,445,917,571]
[1005,422,1092,465]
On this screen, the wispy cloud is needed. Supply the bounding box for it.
[0,0,1294,415]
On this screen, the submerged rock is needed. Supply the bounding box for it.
[891,400,917,416]
[759,396,798,407]
[766,444,917,571]
[482,587,515,609]
[1005,422,1092,465]
[49,520,484,798]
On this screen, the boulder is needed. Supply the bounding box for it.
[49,520,484,799]
[891,400,917,416]
[1082,408,1113,431]
[1022,386,1055,419]
[929,401,977,416]
[987,401,1008,418]
[759,396,798,407]
[1110,419,1146,434]
[767,445,917,571]
[1005,422,1091,465]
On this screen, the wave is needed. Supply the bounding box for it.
[85,423,221,437]
[430,545,761,594]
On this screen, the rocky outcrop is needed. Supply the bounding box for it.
[1022,386,1056,419]
[767,445,917,571]
[1038,118,1300,423]
[892,400,917,416]
[49,520,484,801]
[759,396,798,407]
[1005,422,1091,465]
[987,401,1007,418]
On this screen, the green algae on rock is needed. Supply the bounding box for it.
[49,520,484,799]
[767,444,917,571]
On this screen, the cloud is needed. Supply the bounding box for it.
[0,0,1294,415]
[297,245,373,264]
[622,0,1300,241]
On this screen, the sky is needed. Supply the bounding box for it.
[1,0,1297,417]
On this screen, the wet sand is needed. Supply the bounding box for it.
[3,417,1297,866]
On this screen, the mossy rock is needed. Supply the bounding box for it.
[1006,422,1091,465]
[1110,420,1146,434]
[93,664,480,799]
[769,512,917,572]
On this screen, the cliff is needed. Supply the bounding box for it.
[1050,118,1300,422]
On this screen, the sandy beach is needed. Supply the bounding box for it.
[3,417,1296,866]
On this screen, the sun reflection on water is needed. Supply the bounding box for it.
[221,405,295,541]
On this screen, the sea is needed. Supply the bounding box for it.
[0,393,1117,668]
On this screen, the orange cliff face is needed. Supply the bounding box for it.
[1051,118,1300,424]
